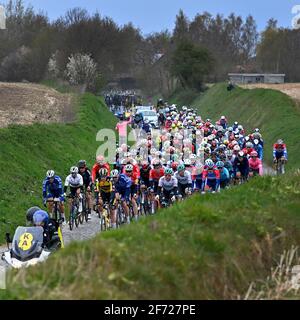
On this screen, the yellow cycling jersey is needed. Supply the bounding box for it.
[96,178,112,194]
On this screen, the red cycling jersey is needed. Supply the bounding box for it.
[149,168,164,181]
[92,163,110,183]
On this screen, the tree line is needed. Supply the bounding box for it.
[0,1,299,95]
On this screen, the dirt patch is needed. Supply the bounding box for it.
[240,83,300,102]
[0,82,75,128]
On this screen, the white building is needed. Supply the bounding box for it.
[228,73,285,84]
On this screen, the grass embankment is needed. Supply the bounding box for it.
[0,93,117,240]
[171,83,300,169]
[1,173,300,300]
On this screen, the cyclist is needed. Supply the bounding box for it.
[110,169,132,225]
[216,161,230,189]
[123,164,139,221]
[42,170,66,224]
[64,166,84,214]
[149,159,165,193]
[157,168,178,207]
[78,160,93,220]
[253,139,264,160]
[96,168,113,223]
[92,155,111,183]
[175,164,193,198]
[233,151,250,182]
[273,139,288,163]
[201,159,220,194]
[249,151,263,177]
[140,161,151,188]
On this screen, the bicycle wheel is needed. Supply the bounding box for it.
[84,197,89,222]
[100,211,107,232]
[78,211,84,225]
[69,206,75,231]
[74,206,79,228]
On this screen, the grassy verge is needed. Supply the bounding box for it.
[0,93,117,241]
[1,172,300,300]
[170,83,300,169]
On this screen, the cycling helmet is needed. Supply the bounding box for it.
[254,128,260,133]
[233,145,241,152]
[26,206,41,223]
[78,160,87,168]
[228,127,233,132]
[184,159,191,166]
[250,151,258,157]
[111,169,119,177]
[70,166,79,174]
[277,139,284,145]
[238,151,245,158]
[226,150,233,157]
[253,139,260,145]
[33,210,49,227]
[164,168,173,175]
[171,162,178,171]
[205,159,214,169]
[99,168,108,177]
[46,170,55,178]
[177,164,185,172]
[216,161,224,168]
[246,142,253,148]
[125,164,134,172]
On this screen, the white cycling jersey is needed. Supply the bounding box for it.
[158,176,178,191]
[65,174,83,189]
[175,170,192,185]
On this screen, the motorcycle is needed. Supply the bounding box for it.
[1,226,60,269]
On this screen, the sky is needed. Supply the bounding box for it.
[2,0,300,35]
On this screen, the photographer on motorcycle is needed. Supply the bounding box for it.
[26,207,61,250]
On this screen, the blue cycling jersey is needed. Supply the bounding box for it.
[220,167,230,181]
[42,176,63,198]
[115,174,132,192]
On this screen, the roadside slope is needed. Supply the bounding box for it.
[0,93,117,240]
[1,173,300,300]
[172,83,300,169]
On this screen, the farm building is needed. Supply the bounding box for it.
[228,73,285,84]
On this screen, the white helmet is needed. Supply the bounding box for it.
[205,159,214,168]
[47,170,55,178]
[70,166,79,174]
[233,145,241,152]
[111,169,119,177]
[125,164,134,172]
[246,142,253,148]
[184,158,192,166]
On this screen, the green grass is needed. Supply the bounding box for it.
[1,173,300,300]
[0,93,117,241]
[171,83,300,169]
